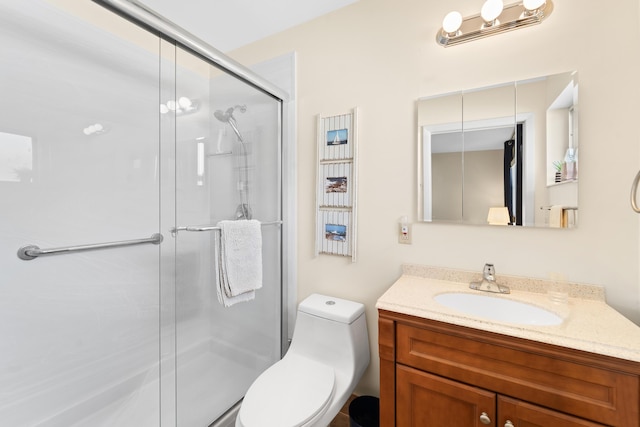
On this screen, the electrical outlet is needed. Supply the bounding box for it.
[399,223,412,244]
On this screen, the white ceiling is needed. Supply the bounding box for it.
[140,0,358,52]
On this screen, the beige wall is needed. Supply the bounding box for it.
[231,0,640,396]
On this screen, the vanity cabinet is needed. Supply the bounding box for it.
[379,310,640,427]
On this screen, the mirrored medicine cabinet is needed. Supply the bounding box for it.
[418,70,579,228]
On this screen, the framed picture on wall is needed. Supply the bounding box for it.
[321,162,352,207]
[325,223,347,242]
[319,113,353,161]
[318,209,351,257]
[326,128,348,146]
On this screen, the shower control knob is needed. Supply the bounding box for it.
[479,412,491,424]
[504,421,515,427]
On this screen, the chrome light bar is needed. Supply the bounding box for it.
[436,0,554,47]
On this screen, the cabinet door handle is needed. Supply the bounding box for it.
[504,421,515,427]
[479,412,491,424]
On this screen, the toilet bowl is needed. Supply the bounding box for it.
[236,294,370,427]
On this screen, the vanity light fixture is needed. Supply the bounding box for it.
[436,0,553,47]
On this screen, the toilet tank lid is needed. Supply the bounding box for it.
[298,294,365,324]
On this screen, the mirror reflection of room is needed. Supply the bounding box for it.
[418,70,578,228]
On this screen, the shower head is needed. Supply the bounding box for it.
[214,105,246,123]
[213,108,231,123]
[214,105,247,142]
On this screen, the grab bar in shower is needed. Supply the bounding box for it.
[631,170,640,213]
[172,220,282,233]
[17,233,164,261]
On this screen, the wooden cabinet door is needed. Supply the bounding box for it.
[498,396,607,427]
[396,364,496,426]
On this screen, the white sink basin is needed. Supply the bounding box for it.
[434,292,563,326]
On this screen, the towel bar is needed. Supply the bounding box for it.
[17,233,163,261]
[172,220,282,233]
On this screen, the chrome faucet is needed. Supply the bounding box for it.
[470,263,510,294]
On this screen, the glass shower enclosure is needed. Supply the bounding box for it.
[0,1,286,425]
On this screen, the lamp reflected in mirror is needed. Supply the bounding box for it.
[487,207,510,225]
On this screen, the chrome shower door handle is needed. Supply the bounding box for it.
[632,170,640,213]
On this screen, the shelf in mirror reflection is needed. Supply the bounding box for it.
[547,179,577,188]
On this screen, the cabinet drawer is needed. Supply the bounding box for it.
[499,396,607,427]
[396,322,639,426]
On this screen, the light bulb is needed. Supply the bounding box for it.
[93,123,103,132]
[166,100,177,111]
[442,11,463,34]
[481,0,504,23]
[83,127,92,135]
[160,104,169,114]
[523,0,545,11]
[178,96,192,109]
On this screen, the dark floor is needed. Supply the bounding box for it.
[329,394,357,427]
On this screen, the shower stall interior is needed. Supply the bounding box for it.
[0,1,287,426]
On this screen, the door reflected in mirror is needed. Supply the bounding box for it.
[418,71,578,228]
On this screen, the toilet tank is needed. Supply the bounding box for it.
[297,294,365,323]
[289,294,370,382]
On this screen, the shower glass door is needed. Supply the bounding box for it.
[171,47,283,426]
[0,1,163,425]
[1,1,284,426]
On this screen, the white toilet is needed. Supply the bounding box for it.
[235,294,370,427]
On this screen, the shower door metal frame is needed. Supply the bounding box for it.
[91,0,288,103]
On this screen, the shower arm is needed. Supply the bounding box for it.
[227,117,244,143]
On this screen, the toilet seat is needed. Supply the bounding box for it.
[237,354,336,427]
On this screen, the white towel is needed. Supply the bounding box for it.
[549,205,563,228]
[216,219,263,307]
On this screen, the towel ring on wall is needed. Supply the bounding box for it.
[631,170,640,213]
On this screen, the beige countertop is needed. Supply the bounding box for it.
[376,266,640,363]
